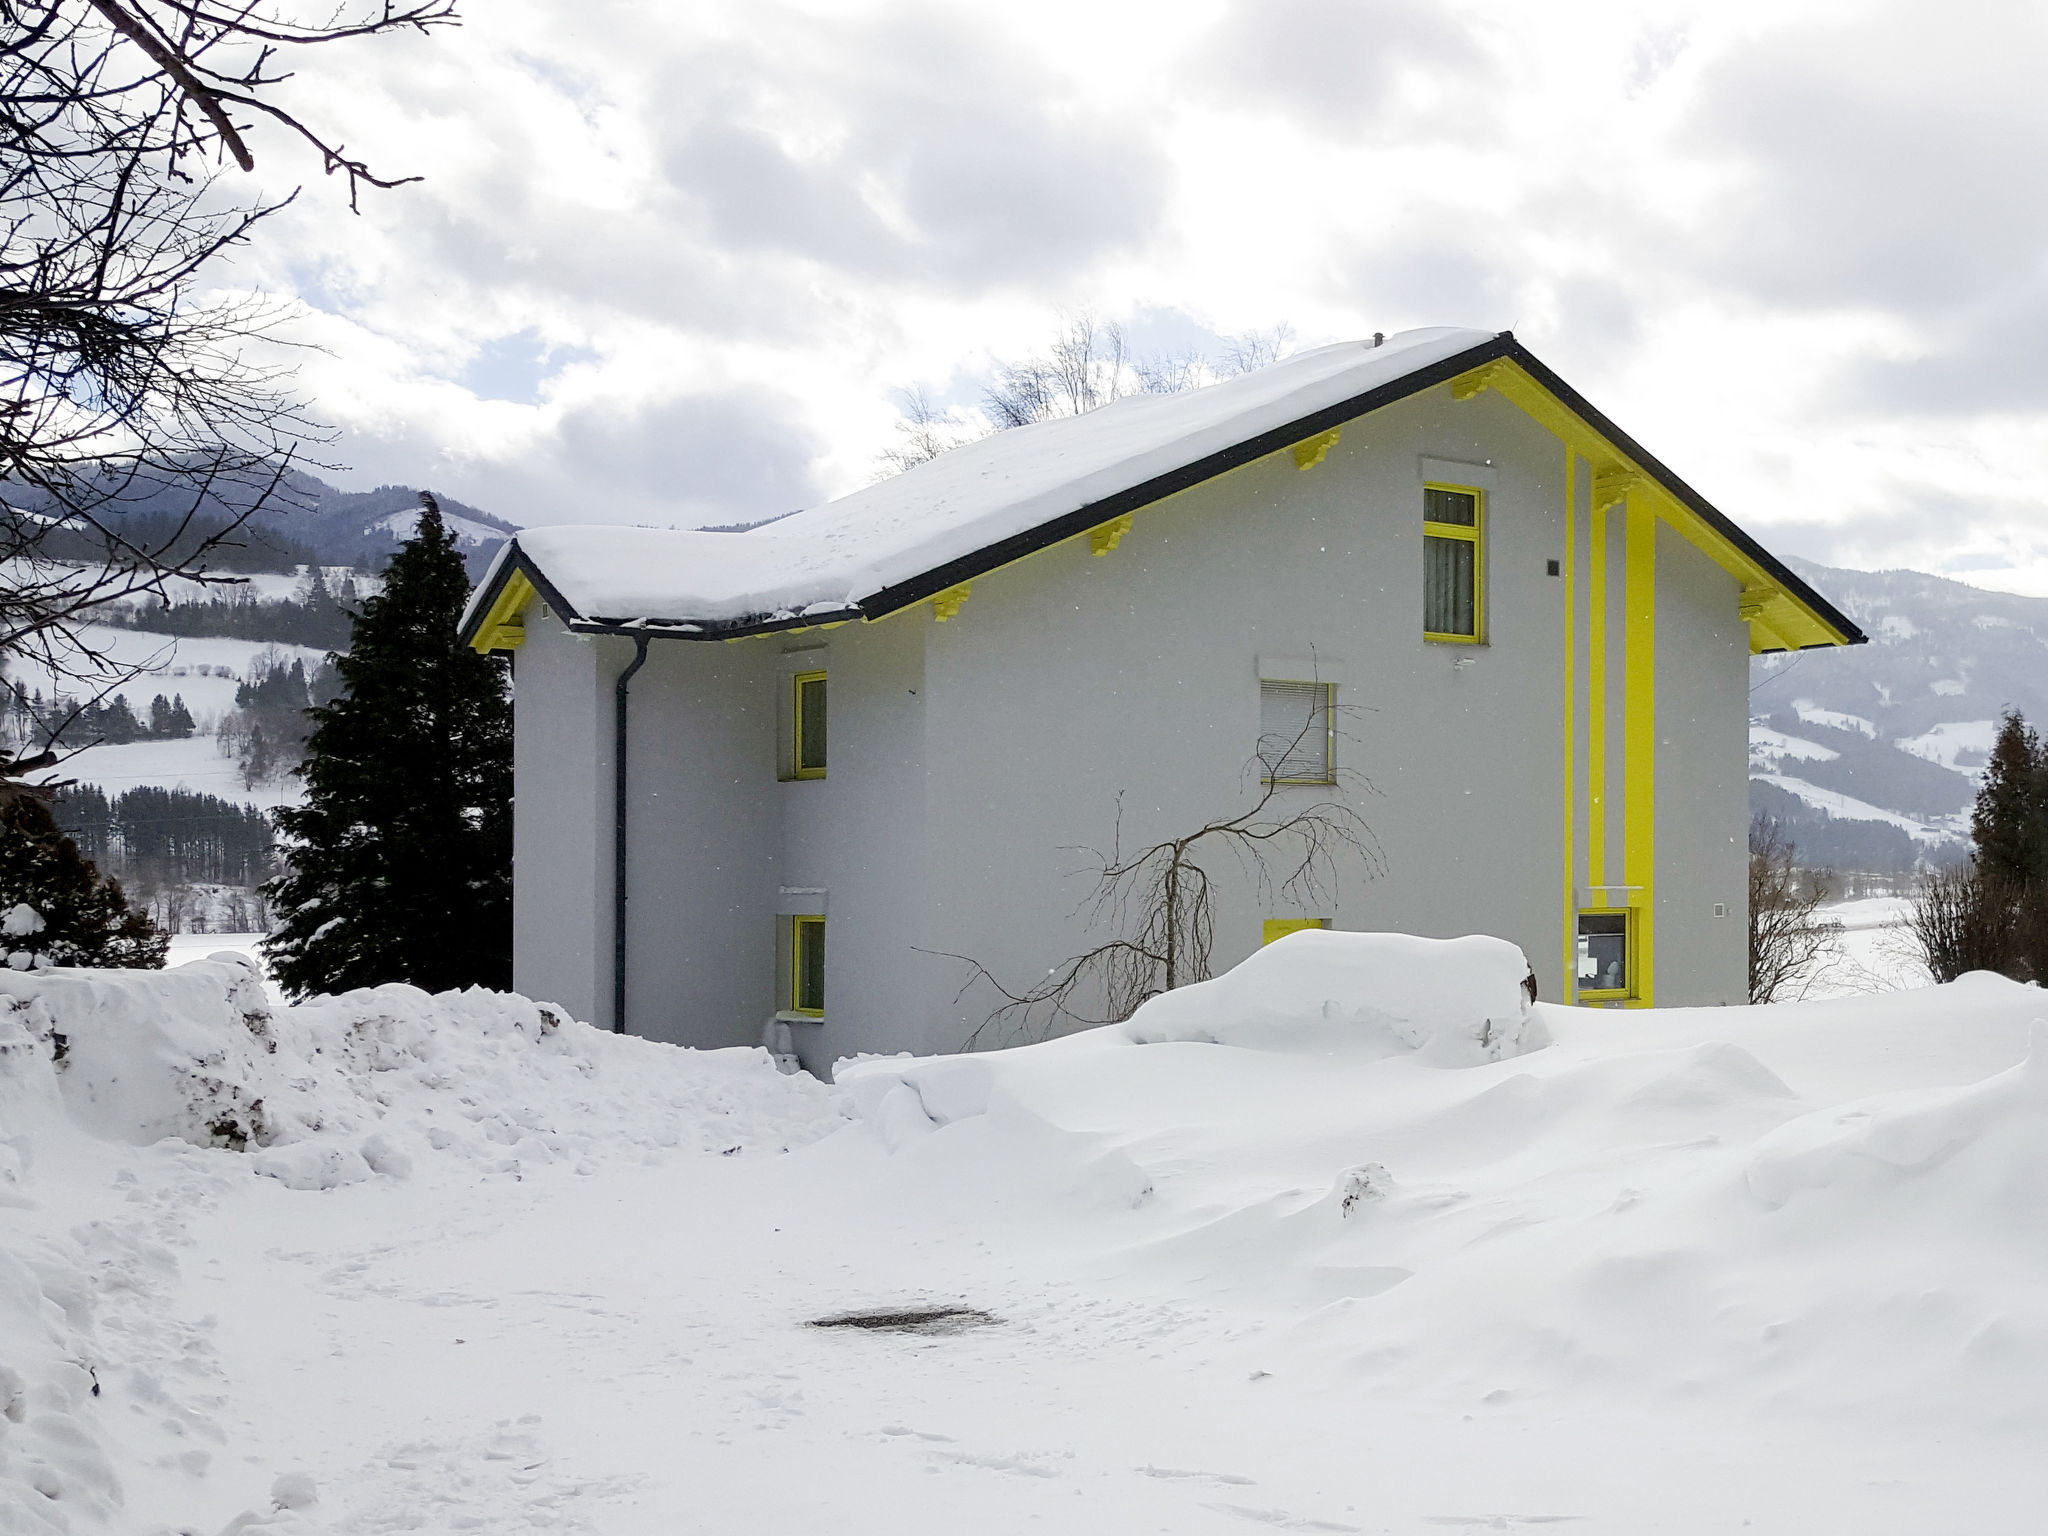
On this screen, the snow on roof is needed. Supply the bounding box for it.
[478,327,1496,631]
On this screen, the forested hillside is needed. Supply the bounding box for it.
[1750,559,2048,873]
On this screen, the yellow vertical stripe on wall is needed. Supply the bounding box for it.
[1586,504,1608,888]
[1563,450,1578,1005]
[1624,498,1658,1007]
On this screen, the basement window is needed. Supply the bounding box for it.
[1424,484,1484,643]
[791,915,826,1016]
[1263,917,1330,945]
[1576,910,1632,999]
[1258,680,1335,784]
[793,671,827,779]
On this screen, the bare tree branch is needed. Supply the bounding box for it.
[940,698,1382,1047]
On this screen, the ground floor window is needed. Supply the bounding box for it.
[1263,917,1329,945]
[791,915,826,1015]
[1259,680,1335,784]
[1576,909,1632,998]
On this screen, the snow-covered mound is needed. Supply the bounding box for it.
[1121,929,1544,1061]
[839,930,1547,1145]
[1,955,848,1184]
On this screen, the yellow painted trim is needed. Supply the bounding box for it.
[1587,502,1607,886]
[1449,359,1853,653]
[1574,905,1638,1002]
[1292,427,1341,470]
[1090,514,1134,556]
[790,914,825,1017]
[1422,481,1486,645]
[1263,917,1329,944]
[1562,449,1577,1005]
[470,569,536,653]
[1623,498,1657,1008]
[931,583,972,622]
[792,670,827,780]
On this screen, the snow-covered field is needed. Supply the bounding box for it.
[3,934,2044,1533]
[1802,895,1931,998]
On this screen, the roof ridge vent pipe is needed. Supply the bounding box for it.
[612,632,650,1034]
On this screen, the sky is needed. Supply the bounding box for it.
[215,0,2048,593]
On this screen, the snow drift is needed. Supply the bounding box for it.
[0,959,850,1534]
[1119,929,1545,1061]
[838,929,1547,1140]
[0,954,849,1184]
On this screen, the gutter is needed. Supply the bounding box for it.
[612,633,650,1034]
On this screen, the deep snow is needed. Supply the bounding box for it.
[2,936,2044,1533]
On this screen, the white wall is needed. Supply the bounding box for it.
[510,609,608,1025]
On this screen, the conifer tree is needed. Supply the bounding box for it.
[263,496,512,997]
[0,795,166,969]
[1971,712,2043,886]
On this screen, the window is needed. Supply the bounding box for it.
[1576,910,1632,999]
[793,671,827,779]
[1263,917,1329,945]
[791,915,826,1015]
[1259,680,1334,784]
[1424,484,1484,642]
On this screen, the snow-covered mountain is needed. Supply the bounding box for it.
[1748,559,2048,869]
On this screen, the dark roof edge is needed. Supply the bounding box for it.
[1497,339,1866,647]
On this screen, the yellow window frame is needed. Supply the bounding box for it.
[792,670,827,780]
[1423,481,1486,645]
[1575,906,1635,1001]
[1263,917,1330,945]
[790,915,826,1016]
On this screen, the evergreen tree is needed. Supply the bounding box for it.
[262,495,512,996]
[1971,712,2043,885]
[0,794,166,969]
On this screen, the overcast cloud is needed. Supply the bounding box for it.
[218,0,2048,592]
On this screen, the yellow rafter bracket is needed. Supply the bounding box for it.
[1090,514,1134,556]
[1737,588,1772,622]
[1291,427,1341,470]
[1591,468,1643,515]
[1450,361,1512,401]
[469,569,535,653]
[931,583,972,622]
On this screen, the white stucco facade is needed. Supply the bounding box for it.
[495,365,1834,1067]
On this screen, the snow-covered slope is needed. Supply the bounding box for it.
[1,936,2042,1532]
[1749,559,2048,864]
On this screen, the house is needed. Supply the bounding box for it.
[459,327,1863,1067]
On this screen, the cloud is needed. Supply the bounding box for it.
[1683,2,2048,317]
[1196,0,1492,139]
[654,13,1170,289]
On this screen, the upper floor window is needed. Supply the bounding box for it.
[1423,484,1484,643]
[793,671,827,779]
[1259,679,1334,784]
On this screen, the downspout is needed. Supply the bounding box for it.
[612,633,650,1034]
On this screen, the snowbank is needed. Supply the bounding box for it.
[1,955,849,1183]
[1119,929,1544,1062]
[0,959,851,1533]
[838,930,1546,1141]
